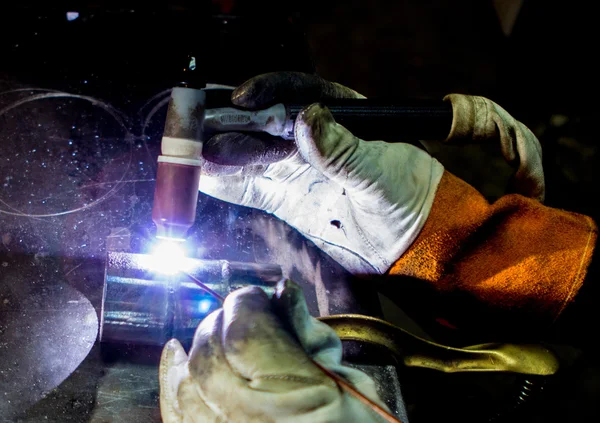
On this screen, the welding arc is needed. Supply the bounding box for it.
[180,270,403,423]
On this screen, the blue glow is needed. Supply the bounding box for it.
[66,12,79,21]
[198,299,213,314]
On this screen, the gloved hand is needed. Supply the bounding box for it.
[159,280,390,422]
[200,72,545,274]
[201,72,444,275]
[443,94,545,202]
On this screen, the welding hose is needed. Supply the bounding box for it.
[203,88,453,143]
[287,98,453,142]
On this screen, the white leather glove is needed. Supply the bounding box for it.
[200,72,444,275]
[159,280,391,423]
[443,94,545,202]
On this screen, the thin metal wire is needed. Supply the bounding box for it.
[312,360,404,423]
[182,271,225,302]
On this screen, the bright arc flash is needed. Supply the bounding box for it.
[150,241,187,275]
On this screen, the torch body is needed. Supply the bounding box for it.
[152,87,205,240]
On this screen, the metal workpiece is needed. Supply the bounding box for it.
[100,251,283,345]
[320,314,560,376]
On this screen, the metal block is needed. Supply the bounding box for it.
[100,251,282,345]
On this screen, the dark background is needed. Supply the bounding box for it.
[1,0,599,422]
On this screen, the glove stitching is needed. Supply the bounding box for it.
[255,374,328,386]
[287,163,313,182]
[264,160,311,184]
[477,96,488,140]
[159,348,182,417]
[240,179,257,210]
[294,106,307,146]
[192,382,229,421]
[554,215,596,321]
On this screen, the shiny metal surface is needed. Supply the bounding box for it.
[204,104,294,139]
[0,272,98,420]
[100,251,282,345]
[320,314,560,376]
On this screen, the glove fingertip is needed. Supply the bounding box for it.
[272,280,339,358]
[231,76,270,108]
[274,279,306,313]
[226,285,269,304]
[275,278,301,298]
[222,286,272,326]
[296,102,334,125]
[294,103,335,152]
[231,86,255,107]
[162,338,188,367]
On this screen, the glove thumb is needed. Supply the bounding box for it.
[159,339,189,423]
[294,103,361,190]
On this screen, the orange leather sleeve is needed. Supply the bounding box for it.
[390,171,597,333]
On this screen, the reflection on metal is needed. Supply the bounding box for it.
[319,314,559,376]
[100,251,282,345]
[0,278,98,419]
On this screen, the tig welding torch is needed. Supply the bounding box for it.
[152,87,453,241]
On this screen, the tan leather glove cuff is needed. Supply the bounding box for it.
[390,171,596,335]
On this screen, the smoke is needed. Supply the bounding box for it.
[244,211,370,317]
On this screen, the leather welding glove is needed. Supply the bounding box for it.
[159,280,392,423]
[200,73,596,338]
[203,72,544,202]
[200,72,545,275]
[201,72,444,275]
